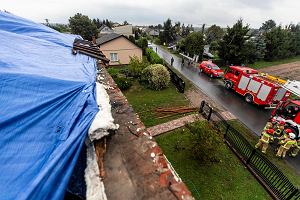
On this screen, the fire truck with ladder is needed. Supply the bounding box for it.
[223,66,291,107]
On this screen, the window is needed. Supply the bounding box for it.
[235,71,240,76]
[212,65,220,70]
[110,53,118,62]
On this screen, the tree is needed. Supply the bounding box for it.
[123,20,129,25]
[159,18,176,45]
[69,13,98,40]
[92,18,102,28]
[205,25,224,44]
[181,24,192,37]
[137,37,148,54]
[264,26,290,61]
[184,32,204,61]
[250,33,266,61]
[260,19,276,32]
[48,23,70,33]
[218,19,251,65]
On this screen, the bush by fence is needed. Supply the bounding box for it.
[141,64,170,90]
[199,101,300,200]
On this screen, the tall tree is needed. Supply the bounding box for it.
[69,13,98,40]
[159,18,176,44]
[184,32,204,61]
[260,19,276,32]
[264,26,290,61]
[123,20,129,25]
[218,19,251,65]
[205,25,224,44]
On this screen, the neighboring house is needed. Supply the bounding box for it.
[149,29,159,37]
[98,25,114,37]
[112,24,134,37]
[96,33,142,66]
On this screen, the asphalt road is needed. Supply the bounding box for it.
[152,44,300,172]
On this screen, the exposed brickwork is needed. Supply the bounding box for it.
[147,114,202,136]
[95,66,194,200]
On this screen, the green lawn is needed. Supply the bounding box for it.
[251,55,300,69]
[123,81,191,127]
[156,121,271,200]
[226,120,300,187]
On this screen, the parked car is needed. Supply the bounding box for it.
[199,61,224,78]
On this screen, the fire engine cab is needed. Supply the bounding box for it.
[271,80,300,138]
[224,66,291,106]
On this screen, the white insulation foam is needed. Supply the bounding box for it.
[85,82,119,200]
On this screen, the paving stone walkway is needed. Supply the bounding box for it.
[147,114,203,136]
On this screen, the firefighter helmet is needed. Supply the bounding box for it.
[289,133,296,139]
[285,128,293,133]
[267,129,274,135]
[279,121,285,126]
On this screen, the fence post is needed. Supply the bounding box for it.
[199,101,205,113]
[286,188,299,200]
[207,107,213,121]
[224,124,230,138]
[246,149,256,164]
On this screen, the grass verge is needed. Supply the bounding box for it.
[123,81,190,127]
[156,121,271,200]
[226,120,300,187]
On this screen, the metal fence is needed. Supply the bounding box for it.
[165,62,185,93]
[199,100,300,200]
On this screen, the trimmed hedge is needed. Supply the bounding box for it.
[146,48,164,64]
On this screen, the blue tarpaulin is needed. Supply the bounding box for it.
[0,12,99,200]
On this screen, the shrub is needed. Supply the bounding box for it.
[142,64,170,90]
[186,122,223,163]
[107,67,120,78]
[127,56,147,77]
[114,74,132,91]
[145,48,164,64]
[107,67,132,90]
[153,38,161,45]
[136,37,148,53]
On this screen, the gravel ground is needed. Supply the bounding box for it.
[259,61,300,80]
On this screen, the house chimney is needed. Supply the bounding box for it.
[92,36,96,44]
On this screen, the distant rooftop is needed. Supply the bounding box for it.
[96,33,121,45]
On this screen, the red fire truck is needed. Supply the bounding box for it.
[270,80,300,138]
[223,66,291,107]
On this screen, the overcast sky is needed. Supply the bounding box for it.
[2,0,300,28]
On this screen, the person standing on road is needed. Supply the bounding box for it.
[171,57,174,66]
[181,57,184,67]
[255,129,274,154]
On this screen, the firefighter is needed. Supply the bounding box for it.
[289,139,300,158]
[274,120,285,137]
[255,129,274,154]
[278,128,293,140]
[276,133,297,158]
[263,121,273,131]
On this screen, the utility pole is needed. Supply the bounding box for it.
[202,24,205,34]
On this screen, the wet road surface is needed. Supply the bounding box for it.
[152,44,300,172]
